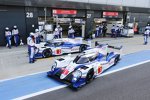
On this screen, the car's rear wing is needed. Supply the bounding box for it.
[95,41,122,50]
[107,45,123,50]
[95,41,123,56]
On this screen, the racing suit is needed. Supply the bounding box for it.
[144,30,150,45]
[27,36,36,63]
[95,26,99,38]
[54,28,59,39]
[59,27,63,38]
[111,26,116,38]
[12,28,19,46]
[5,30,12,49]
[99,25,103,37]
[34,32,40,44]
[68,28,75,38]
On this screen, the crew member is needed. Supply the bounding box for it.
[111,25,116,38]
[58,25,63,38]
[144,29,150,45]
[68,26,75,38]
[146,24,150,30]
[102,24,107,37]
[35,29,40,44]
[54,28,59,39]
[5,27,12,49]
[116,26,121,37]
[99,24,103,37]
[95,25,99,38]
[12,26,20,46]
[27,32,36,63]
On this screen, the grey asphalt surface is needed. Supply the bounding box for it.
[27,62,150,100]
[1,35,150,80]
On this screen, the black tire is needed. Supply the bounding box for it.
[86,69,94,84]
[42,49,52,58]
[114,55,120,65]
[79,45,86,53]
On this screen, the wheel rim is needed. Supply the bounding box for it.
[43,50,51,57]
[86,70,94,82]
[80,46,86,52]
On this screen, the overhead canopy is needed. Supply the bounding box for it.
[0,0,150,13]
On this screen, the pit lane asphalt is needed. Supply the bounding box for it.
[27,62,150,100]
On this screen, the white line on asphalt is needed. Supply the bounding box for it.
[0,50,26,55]
[13,85,67,100]
[0,70,48,82]
[13,59,150,100]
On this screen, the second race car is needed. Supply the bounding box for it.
[47,43,123,89]
[35,38,90,58]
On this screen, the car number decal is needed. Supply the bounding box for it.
[55,49,62,55]
[98,66,102,74]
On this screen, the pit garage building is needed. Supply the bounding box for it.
[0,0,150,45]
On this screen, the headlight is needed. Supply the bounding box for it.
[51,62,57,71]
[72,70,82,83]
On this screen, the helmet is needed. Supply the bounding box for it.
[69,26,72,29]
[55,28,58,31]
[14,26,17,28]
[5,27,9,30]
[30,32,34,36]
[35,29,39,32]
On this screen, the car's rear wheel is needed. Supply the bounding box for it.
[86,69,94,84]
[79,45,86,53]
[42,49,52,58]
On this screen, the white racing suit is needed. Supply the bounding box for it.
[12,29,19,46]
[27,36,36,63]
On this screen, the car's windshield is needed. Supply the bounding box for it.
[73,56,89,64]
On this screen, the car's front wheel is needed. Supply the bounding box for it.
[86,69,94,84]
[42,49,52,58]
[114,55,120,65]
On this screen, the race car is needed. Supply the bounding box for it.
[34,38,89,58]
[47,44,122,89]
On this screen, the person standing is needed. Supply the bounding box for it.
[5,27,12,49]
[53,28,59,39]
[102,24,107,37]
[27,32,36,63]
[68,26,75,38]
[59,25,63,38]
[111,25,116,38]
[116,26,121,37]
[145,24,150,36]
[145,24,150,30]
[12,26,20,46]
[35,29,40,44]
[95,25,99,38]
[143,29,150,45]
[57,25,62,38]
[99,24,103,37]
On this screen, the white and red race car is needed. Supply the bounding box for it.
[35,38,90,58]
[47,43,123,89]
